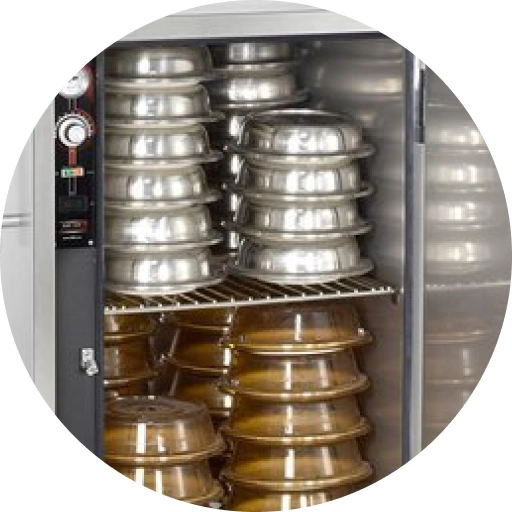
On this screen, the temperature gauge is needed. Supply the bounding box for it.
[59,67,92,99]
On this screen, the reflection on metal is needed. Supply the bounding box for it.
[423,70,511,448]
[403,53,426,462]
[300,38,406,479]
[34,104,56,412]
[426,280,511,292]
[119,6,375,42]
[1,214,31,229]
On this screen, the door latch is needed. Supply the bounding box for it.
[80,348,99,377]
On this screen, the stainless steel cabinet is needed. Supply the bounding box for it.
[0,2,509,478]
[1,108,55,412]
[1,137,34,376]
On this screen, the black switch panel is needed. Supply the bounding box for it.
[55,61,97,248]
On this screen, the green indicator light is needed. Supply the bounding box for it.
[61,167,85,178]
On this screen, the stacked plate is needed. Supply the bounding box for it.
[165,307,236,478]
[228,109,375,284]
[167,308,235,424]
[103,300,159,399]
[104,396,225,505]
[104,47,226,295]
[220,301,374,510]
[206,42,306,256]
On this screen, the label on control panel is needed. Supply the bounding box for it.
[59,219,89,233]
[61,167,85,178]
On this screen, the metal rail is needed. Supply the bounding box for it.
[104,275,395,315]
[425,279,511,292]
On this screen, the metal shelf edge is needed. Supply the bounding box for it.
[104,275,395,315]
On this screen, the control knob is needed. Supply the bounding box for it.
[56,113,94,148]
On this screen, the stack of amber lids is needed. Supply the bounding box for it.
[103,297,159,399]
[104,396,224,505]
[166,308,236,479]
[220,301,373,510]
[167,308,236,422]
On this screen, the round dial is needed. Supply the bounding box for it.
[59,68,91,99]
[57,113,93,148]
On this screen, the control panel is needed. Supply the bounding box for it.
[55,62,97,248]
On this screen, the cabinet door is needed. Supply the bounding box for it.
[1,225,34,376]
[422,69,511,448]
[4,135,33,217]
[1,135,34,376]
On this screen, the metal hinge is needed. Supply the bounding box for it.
[80,348,99,377]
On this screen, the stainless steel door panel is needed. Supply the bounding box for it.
[0,226,34,375]
[423,69,511,447]
[4,135,33,217]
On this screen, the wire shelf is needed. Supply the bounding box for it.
[104,274,396,315]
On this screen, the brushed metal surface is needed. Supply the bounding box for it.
[105,85,223,126]
[422,69,511,447]
[234,198,368,241]
[105,247,222,294]
[426,150,502,191]
[106,46,216,82]
[208,71,306,110]
[105,125,222,163]
[33,105,56,412]
[231,236,371,284]
[301,40,404,131]
[237,161,361,196]
[236,109,372,165]
[211,41,295,65]
[119,4,374,42]
[300,38,406,478]
[104,164,212,202]
[1,134,35,382]
[105,204,218,246]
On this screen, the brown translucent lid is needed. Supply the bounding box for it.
[223,395,370,445]
[222,440,373,491]
[222,349,369,402]
[227,483,354,511]
[110,460,223,503]
[173,307,236,328]
[104,396,224,463]
[230,301,371,352]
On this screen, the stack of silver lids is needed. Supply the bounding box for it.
[104,47,226,295]
[206,42,307,256]
[227,108,375,285]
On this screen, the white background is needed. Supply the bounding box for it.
[0,1,510,511]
